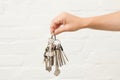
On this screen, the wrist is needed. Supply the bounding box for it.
[82,17,94,29]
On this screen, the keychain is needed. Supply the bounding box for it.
[43,33,68,76]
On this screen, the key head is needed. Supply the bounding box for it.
[45,44,55,57]
[54,43,61,50]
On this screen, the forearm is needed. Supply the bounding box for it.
[85,11,120,31]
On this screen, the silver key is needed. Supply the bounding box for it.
[56,43,64,66]
[54,51,60,76]
[60,44,69,62]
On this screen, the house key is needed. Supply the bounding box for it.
[54,50,60,76]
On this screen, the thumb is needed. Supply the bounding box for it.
[55,25,67,35]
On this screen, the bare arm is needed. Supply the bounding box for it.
[89,11,120,31]
[50,11,120,35]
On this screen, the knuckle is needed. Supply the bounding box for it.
[61,12,68,17]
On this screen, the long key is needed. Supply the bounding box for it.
[54,50,60,76]
[60,44,69,62]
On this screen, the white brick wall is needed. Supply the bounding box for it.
[0,0,120,80]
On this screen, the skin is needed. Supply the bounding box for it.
[50,11,120,35]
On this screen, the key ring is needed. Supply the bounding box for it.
[51,33,61,44]
[51,33,56,40]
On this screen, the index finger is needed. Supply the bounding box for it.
[50,19,63,34]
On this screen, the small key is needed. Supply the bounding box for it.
[60,44,69,62]
[56,43,64,66]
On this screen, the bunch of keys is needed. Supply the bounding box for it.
[43,33,68,76]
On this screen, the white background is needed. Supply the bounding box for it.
[0,0,120,80]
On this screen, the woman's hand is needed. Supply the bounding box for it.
[50,12,91,35]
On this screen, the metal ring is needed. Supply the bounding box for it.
[51,33,56,40]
